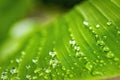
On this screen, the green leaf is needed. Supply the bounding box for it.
[0,0,120,80]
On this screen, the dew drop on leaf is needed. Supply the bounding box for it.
[96,24,100,28]
[26,74,31,79]
[85,62,93,71]
[106,51,114,58]
[69,40,76,46]
[96,40,105,46]
[107,21,112,26]
[32,59,38,63]
[45,69,51,74]
[49,51,56,57]
[103,46,110,52]
[83,21,89,26]
[26,65,31,69]
[1,71,8,80]
[10,67,17,74]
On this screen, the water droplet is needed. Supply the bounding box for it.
[107,21,112,26]
[45,69,51,74]
[69,40,76,46]
[85,62,93,71]
[49,51,56,57]
[50,59,58,68]
[26,74,31,79]
[16,58,21,63]
[26,65,31,69]
[1,71,8,79]
[106,51,114,58]
[83,21,89,26]
[96,24,100,28]
[89,27,92,30]
[74,45,80,51]
[96,40,105,46]
[10,67,17,74]
[32,59,38,63]
[103,46,110,52]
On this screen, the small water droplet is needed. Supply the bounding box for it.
[96,24,100,28]
[16,58,21,63]
[1,71,8,79]
[83,21,89,26]
[26,74,31,79]
[107,21,112,26]
[45,69,51,74]
[10,67,17,74]
[69,40,76,46]
[50,59,58,68]
[106,51,114,58]
[85,62,93,71]
[103,46,110,52]
[96,40,105,46]
[74,45,80,51]
[49,51,56,57]
[26,65,31,69]
[89,27,92,30]
[32,59,38,63]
